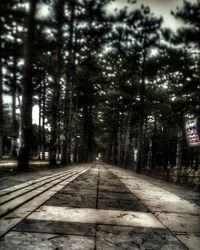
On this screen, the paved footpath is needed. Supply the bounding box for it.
[0,163,199,250]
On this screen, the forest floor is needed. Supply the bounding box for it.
[0,163,199,250]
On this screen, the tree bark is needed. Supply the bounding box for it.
[61,0,75,165]
[174,126,183,182]
[42,77,46,160]
[11,31,18,158]
[0,34,3,158]
[123,111,131,167]
[136,33,147,173]
[113,109,119,165]
[49,0,64,166]
[37,82,42,159]
[17,0,38,171]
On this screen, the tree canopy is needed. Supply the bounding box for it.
[0,0,199,174]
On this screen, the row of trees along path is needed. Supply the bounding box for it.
[0,0,199,174]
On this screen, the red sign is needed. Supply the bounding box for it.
[185,118,200,146]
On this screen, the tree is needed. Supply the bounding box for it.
[17,0,38,170]
[0,38,2,158]
[116,6,163,172]
[49,0,65,166]
[61,0,76,165]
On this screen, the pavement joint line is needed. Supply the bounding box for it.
[107,165,191,250]
[96,166,100,210]
[0,169,82,205]
[153,211,200,215]
[94,165,100,250]
[0,167,90,237]
[0,168,88,218]
[0,167,80,197]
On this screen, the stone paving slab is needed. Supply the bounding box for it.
[0,231,95,250]
[1,163,199,249]
[68,182,97,190]
[0,167,88,237]
[175,233,200,250]
[107,165,200,250]
[45,168,98,208]
[0,164,91,190]
[14,219,95,236]
[0,169,85,217]
[0,168,76,196]
[46,193,96,208]
[155,212,200,233]
[141,198,200,214]
[98,198,148,212]
[60,187,97,196]
[28,206,164,229]
[96,225,186,250]
[99,185,130,193]
[113,167,200,206]
[98,191,134,200]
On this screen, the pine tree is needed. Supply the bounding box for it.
[17,0,38,170]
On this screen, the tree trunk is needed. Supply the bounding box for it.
[175,126,182,182]
[49,0,64,166]
[11,58,18,158]
[61,0,75,165]
[113,109,119,165]
[87,99,93,161]
[136,40,146,173]
[17,0,38,171]
[123,111,131,167]
[0,35,3,158]
[10,27,18,158]
[42,78,46,160]
[118,111,124,166]
[37,82,42,159]
[72,27,78,163]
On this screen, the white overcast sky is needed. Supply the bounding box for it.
[107,0,197,30]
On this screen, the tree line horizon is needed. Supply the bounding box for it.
[0,0,199,175]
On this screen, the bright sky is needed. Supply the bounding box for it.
[107,0,197,30]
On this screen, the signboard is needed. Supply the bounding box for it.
[185,118,200,147]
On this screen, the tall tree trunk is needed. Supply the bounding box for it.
[136,34,147,173]
[42,77,46,160]
[118,111,124,166]
[17,0,38,171]
[0,34,3,158]
[61,0,75,165]
[72,27,78,163]
[151,114,157,169]
[81,98,89,162]
[11,58,18,158]
[123,111,131,167]
[11,32,18,158]
[175,126,182,182]
[87,99,93,161]
[113,109,119,165]
[37,82,42,159]
[49,0,64,166]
